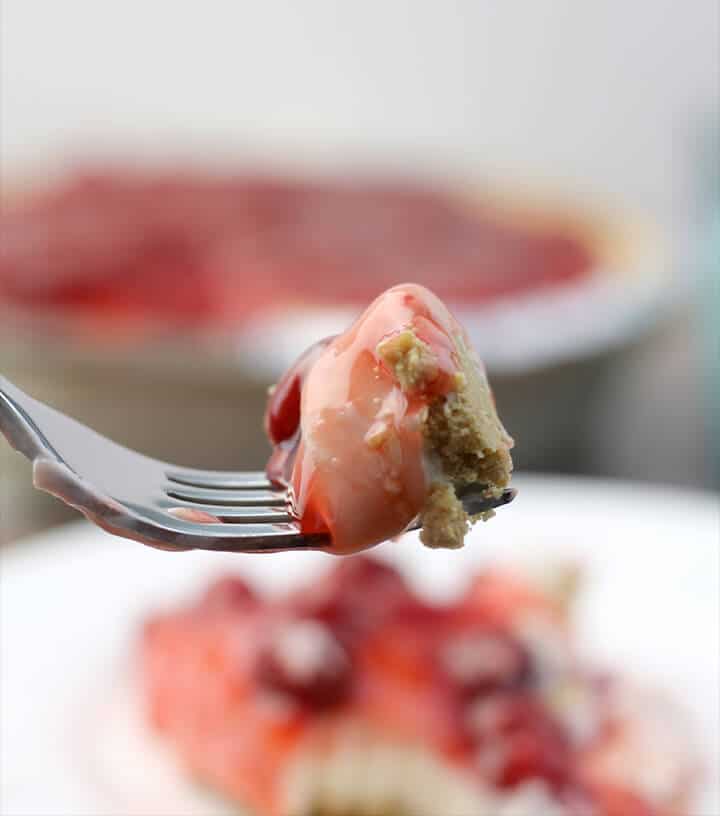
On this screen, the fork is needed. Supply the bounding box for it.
[0,376,515,553]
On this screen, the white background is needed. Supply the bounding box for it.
[2,0,718,229]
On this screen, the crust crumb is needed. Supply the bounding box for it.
[425,391,513,493]
[419,333,513,550]
[420,482,469,549]
[376,328,438,391]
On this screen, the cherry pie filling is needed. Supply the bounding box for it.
[142,557,687,816]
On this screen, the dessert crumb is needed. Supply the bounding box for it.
[420,482,469,549]
[377,328,439,392]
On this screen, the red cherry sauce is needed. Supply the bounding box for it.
[264,336,333,488]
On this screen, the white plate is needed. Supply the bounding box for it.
[1,475,718,815]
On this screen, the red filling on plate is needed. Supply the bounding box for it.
[141,557,684,816]
[0,169,593,338]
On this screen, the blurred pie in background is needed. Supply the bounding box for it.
[0,166,597,338]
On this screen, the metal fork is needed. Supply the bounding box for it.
[0,376,515,553]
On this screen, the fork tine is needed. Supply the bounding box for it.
[163,503,293,523]
[181,527,330,552]
[132,509,329,551]
[164,485,286,506]
[166,469,272,490]
[101,513,328,552]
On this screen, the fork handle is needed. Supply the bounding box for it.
[0,376,59,463]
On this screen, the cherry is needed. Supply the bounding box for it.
[292,555,412,635]
[440,629,531,697]
[468,693,572,791]
[256,618,352,708]
[494,730,569,790]
[199,576,257,613]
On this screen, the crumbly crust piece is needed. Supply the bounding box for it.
[424,390,513,496]
[420,387,512,548]
[421,334,513,549]
[376,328,439,391]
[419,482,469,549]
[376,324,513,550]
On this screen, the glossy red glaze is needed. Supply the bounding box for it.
[265,337,331,487]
